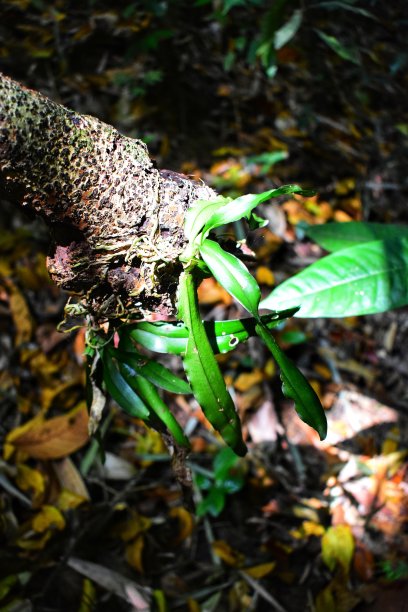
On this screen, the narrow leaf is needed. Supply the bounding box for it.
[316,29,360,65]
[119,363,190,448]
[306,221,408,252]
[201,185,315,237]
[255,323,327,439]
[199,239,261,316]
[184,196,230,249]
[125,308,298,355]
[178,271,247,457]
[261,238,408,317]
[101,349,150,419]
[274,10,302,50]
[115,347,191,394]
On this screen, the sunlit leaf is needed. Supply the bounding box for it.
[261,238,408,317]
[199,239,261,316]
[306,221,408,252]
[200,185,315,238]
[184,195,230,251]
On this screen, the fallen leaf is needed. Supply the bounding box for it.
[5,402,89,460]
[32,505,66,533]
[126,536,145,573]
[168,506,195,546]
[15,464,46,504]
[212,540,245,567]
[322,524,355,574]
[243,561,276,578]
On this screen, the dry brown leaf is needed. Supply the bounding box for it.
[5,402,89,460]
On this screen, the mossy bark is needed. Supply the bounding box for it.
[0,73,215,320]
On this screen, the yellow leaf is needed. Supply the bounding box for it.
[7,281,33,346]
[114,511,152,542]
[256,266,275,286]
[126,536,145,573]
[6,402,89,460]
[212,540,245,567]
[16,530,52,550]
[15,464,46,504]
[321,525,355,574]
[234,369,264,392]
[168,507,195,546]
[197,277,233,306]
[32,505,66,533]
[243,561,276,578]
[56,489,88,511]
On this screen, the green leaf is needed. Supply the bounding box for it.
[315,29,360,65]
[125,308,298,355]
[261,238,408,317]
[196,487,226,517]
[199,239,261,316]
[274,10,302,50]
[178,271,247,457]
[101,348,150,419]
[255,323,327,439]
[247,150,288,174]
[119,362,190,448]
[213,447,245,494]
[184,195,230,251]
[125,321,189,354]
[201,185,315,238]
[306,221,408,252]
[115,348,191,395]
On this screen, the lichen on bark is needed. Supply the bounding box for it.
[0,73,216,320]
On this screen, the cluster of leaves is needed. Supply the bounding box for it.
[94,186,329,458]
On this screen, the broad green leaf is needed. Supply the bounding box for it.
[125,308,298,355]
[255,323,327,439]
[315,29,360,65]
[178,271,247,457]
[261,238,408,317]
[113,348,192,395]
[306,221,408,252]
[101,349,150,419]
[119,362,190,447]
[199,239,261,316]
[274,10,302,50]
[201,185,315,238]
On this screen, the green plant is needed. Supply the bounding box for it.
[88,184,328,457]
[194,446,246,517]
[89,189,408,460]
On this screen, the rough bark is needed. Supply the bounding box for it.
[0,73,216,320]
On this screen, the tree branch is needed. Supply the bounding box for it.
[0,73,215,320]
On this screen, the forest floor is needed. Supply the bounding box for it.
[1,2,408,611]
